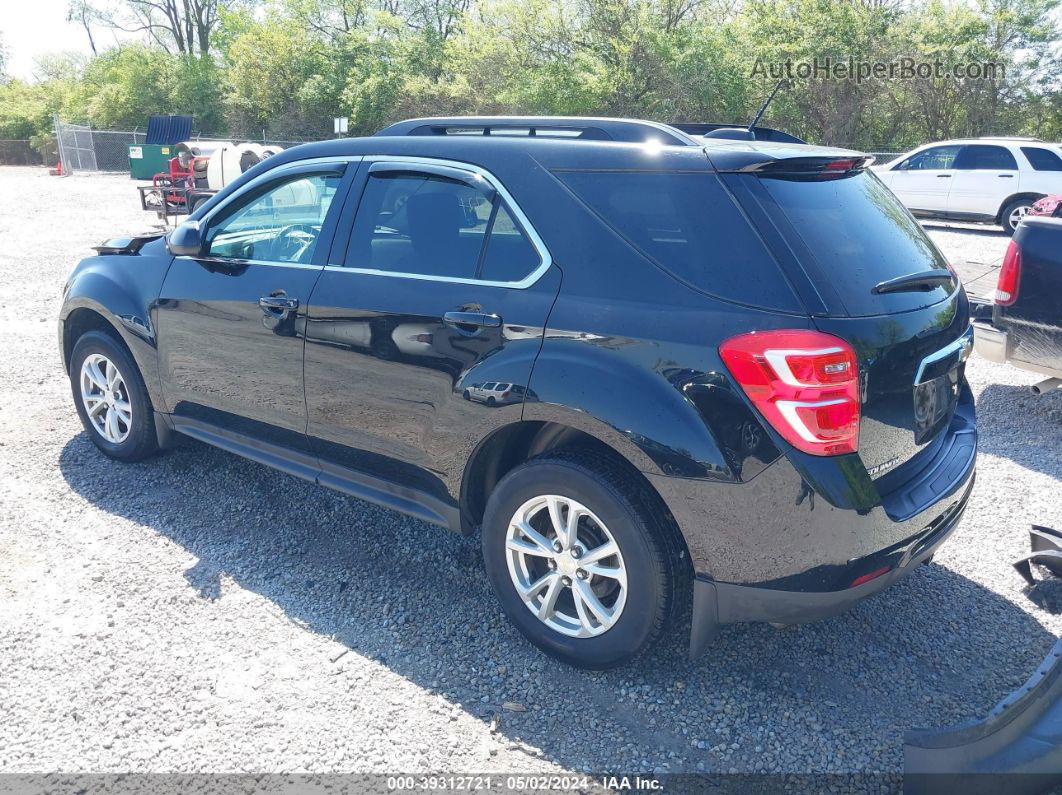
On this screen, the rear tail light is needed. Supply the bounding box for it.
[720,330,861,456]
[995,240,1022,306]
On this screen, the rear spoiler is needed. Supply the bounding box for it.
[735,155,875,180]
[92,233,163,255]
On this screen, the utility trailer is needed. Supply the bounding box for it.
[137,183,217,225]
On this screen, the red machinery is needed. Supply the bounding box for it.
[151,154,196,208]
[139,151,215,223]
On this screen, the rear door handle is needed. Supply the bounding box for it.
[259,295,299,311]
[998,174,1015,178]
[443,311,501,329]
[936,174,952,178]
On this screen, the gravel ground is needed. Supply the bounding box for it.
[1,167,1060,784]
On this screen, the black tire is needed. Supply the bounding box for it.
[1002,197,1035,235]
[70,330,159,462]
[481,451,684,669]
[463,390,471,400]
[487,396,496,407]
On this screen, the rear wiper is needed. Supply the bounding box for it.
[871,271,954,295]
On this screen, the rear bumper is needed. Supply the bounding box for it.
[974,319,1062,379]
[689,472,973,656]
[972,319,1009,364]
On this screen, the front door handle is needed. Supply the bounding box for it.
[443,311,501,330]
[936,174,952,178]
[260,295,299,311]
[998,174,1015,178]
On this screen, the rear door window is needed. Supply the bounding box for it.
[955,145,1018,170]
[556,170,802,312]
[753,171,953,316]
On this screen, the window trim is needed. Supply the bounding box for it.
[324,155,553,289]
[191,156,360,270]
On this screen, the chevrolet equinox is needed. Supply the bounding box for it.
[59,117,977,668]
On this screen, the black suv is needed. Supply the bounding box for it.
[60,117,977,668]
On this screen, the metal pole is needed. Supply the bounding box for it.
[52,113,67,174]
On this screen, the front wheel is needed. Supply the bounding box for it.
[70,330,159,461]
[481,452,682,669]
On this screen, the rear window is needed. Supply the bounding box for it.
[1021,146,1062,171]
[757,171,952,316]
[556,171,802,312]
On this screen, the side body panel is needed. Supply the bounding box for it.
[889,166,954,212]
[156,258,323,452]
[304,266,562,506]
[947,146,1019,216]
[154,159,357,453]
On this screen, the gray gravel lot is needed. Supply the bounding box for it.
[0,167,1059,782]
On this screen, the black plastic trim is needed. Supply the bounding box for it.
[878,395,977,522]
[170,416,461,531]
[904,637,1062,795]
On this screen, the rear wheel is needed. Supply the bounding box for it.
[481,451,681,669]
[70,330,158,461]
[1002,198,1035,235]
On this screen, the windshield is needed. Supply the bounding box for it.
[756,171,953,316]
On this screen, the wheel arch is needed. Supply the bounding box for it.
[61,274,165,409]
[997,192,1046,224]
[62,305,128,372]
[460,420,692,567]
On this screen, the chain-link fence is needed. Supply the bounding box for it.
[868,151,903,164]
[52,117,322,175]
[53,115,99,172]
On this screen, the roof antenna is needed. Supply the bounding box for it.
[748,79,788,132]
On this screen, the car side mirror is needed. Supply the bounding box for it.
[167,221,203,257]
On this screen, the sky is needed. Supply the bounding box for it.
[1,0,130,81]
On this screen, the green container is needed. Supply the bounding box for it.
[128,143,176,179]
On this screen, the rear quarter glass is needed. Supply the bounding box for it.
[555,170,804,313]
[745,171,955,317]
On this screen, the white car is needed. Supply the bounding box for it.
[462,382,522,406]
[872,138,1062,234]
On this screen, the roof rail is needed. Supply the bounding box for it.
[978,136,1042,142]
[670,123,807,145]
[374,116,698,145]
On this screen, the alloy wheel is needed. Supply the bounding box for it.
[504,494,628,638]
[1009,205,1030,231]
[80,353,132,444]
